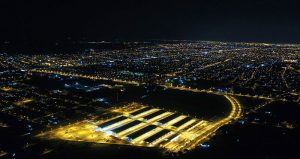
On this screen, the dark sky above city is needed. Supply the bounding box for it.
[1,0,300,43]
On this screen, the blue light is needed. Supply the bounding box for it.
[9,82,17,86]
[200,143,210,148]
[238,120,245,124]
[217,88,224,92]
[125,137,132,142]
[104,130,115,136]
[95,127,103,132]
[265,111,271,114]
[95,98,106,102]
[179,79,185,84]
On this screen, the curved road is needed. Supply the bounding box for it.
[162,95,242,152]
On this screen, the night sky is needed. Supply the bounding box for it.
[1,0,300,43]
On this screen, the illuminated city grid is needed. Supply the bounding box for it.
[38,97,241,152]
[1,41,299,102]
[1,41,298,157]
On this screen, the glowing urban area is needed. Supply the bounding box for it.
[1,41,300,159]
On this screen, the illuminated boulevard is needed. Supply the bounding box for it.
[31,69,273,100]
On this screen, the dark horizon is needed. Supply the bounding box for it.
[1,0,300,44]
